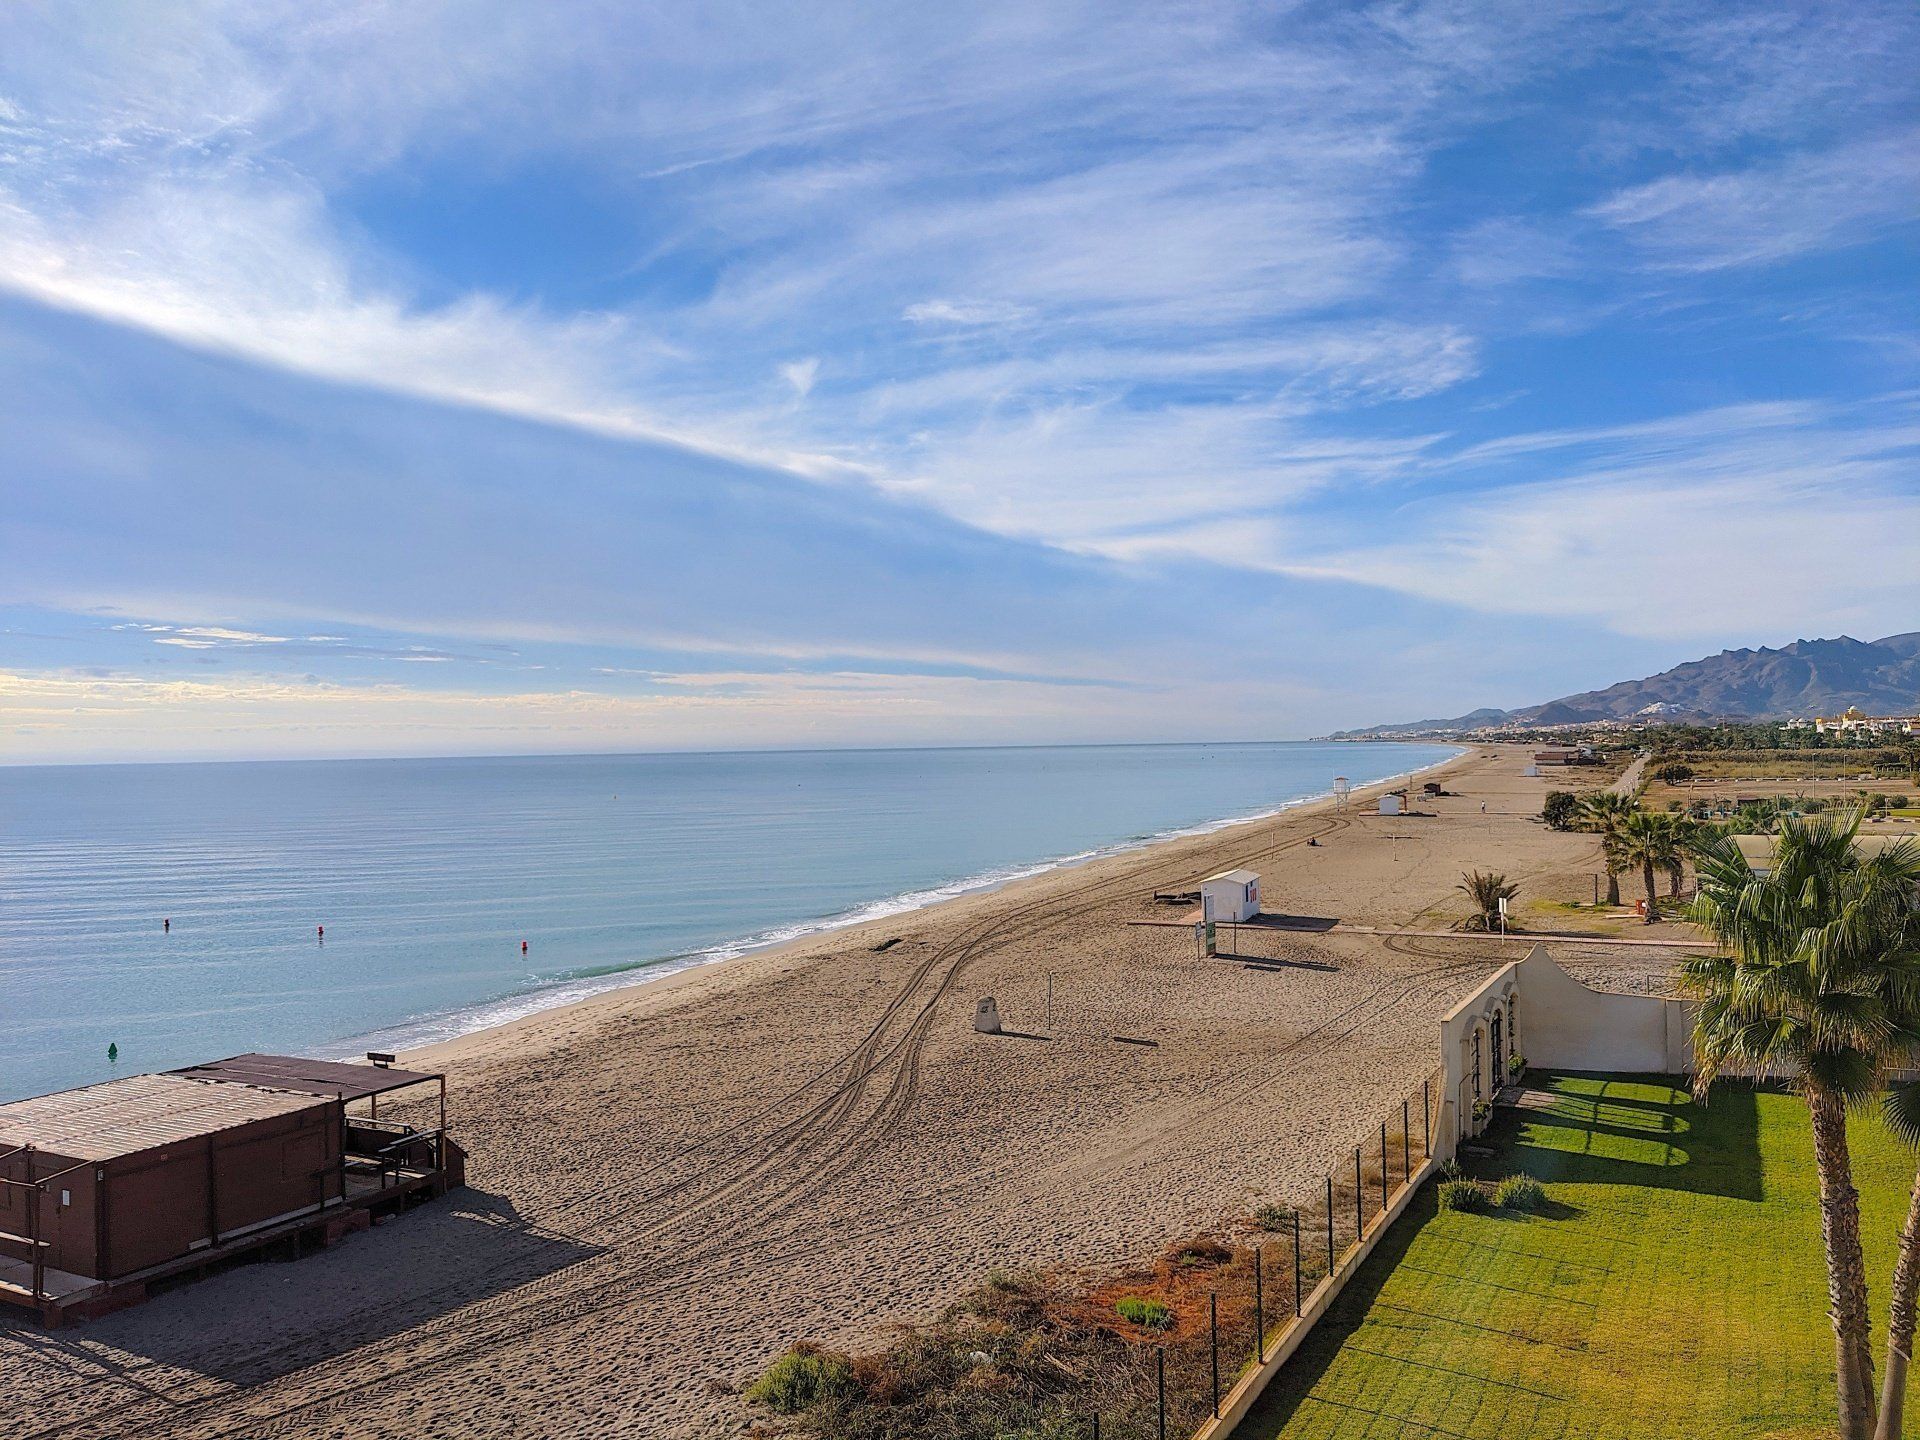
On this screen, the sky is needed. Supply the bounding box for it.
[2,2,1916,763]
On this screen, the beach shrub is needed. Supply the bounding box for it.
[1170,1236,1232,1268]
[1252,1202,1294,1231]
[1495,1174,1547,1211]
[1542,791,1580,830]
[1507,1053,1527,1079]
[1115,1296,1174,1330]
[747,1344,855,1413]
[1455,870,1518,931]
[1437,1179,1489,1213]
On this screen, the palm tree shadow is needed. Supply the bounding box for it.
[1477,1074,1763,1202]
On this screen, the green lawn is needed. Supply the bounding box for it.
[1235,1073,1918,1439]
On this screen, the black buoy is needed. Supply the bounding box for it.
[108,1042,119,1064]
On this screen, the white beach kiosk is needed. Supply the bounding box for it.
[1198,868,1261,923]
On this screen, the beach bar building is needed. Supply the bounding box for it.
[1198,868,1261,923]
[0,1053,462,1325]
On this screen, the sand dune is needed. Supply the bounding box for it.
[0,745,1702,1438]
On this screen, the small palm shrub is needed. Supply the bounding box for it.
[1495,1174,1547,1211]
[1437,1178,1488,1213]
[1507,1053,1526,1079]
[1455,870,1519,931]
[1115,1296,1173,1329]
[747,1344,856,1413]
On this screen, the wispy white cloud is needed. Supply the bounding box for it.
[1273,397,1920,639]
[1,0,1917,758]
[1590,131,1920,271]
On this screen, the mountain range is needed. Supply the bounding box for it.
[1336,632,1920,736]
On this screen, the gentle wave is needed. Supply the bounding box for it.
[323,749,1458,1061]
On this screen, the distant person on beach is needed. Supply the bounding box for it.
[317,924,325,942]
[163,917,169,932]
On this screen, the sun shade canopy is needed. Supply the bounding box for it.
[168,1052,441,1103]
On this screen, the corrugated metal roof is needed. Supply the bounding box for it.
[169,1053,439,1102]
[0,1073,326,1163]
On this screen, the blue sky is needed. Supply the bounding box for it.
[1,2,1916,762]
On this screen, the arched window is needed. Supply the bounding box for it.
[1472,1029,1483,1099]
[1491,1008,1504,1080]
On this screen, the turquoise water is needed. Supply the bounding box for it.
[0,741,1455,1100]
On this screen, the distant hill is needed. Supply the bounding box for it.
[1335,632,1920,737]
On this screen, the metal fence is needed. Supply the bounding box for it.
[1077,1065,1445,1439]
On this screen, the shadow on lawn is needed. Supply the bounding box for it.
[1236,1183,1449,1438]
[1481,1073,1763,1203]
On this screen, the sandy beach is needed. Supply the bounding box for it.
[1,744,1705,1439]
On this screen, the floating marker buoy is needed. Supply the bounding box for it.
[107,1042,118,1063]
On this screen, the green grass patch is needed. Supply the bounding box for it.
[746,1345,855,1413]
[1234,1073,1918,1439]
[1116,1295,1174,1329]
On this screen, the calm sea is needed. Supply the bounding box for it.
[0,741,1455,1100]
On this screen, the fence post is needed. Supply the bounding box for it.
[1156,1347,1167,1440]
[1423,1079,1431,1155]
[1209,1291,1220,1418]
[1292,1211,1303,1314]
[1353,1148,1363,1237]
[1380,1123,1389,1209]
[1324,1176,1334,1272]
[1254,1244,1265,1362]
[1403,1099,1411,1182]
[1092,1415,1100,1440]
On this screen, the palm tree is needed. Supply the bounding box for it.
[1880,1081,1920,1440]
[1613,809,1680,922]
[1455,871,1518,932]
[1665,814,1699,898]
[1577,792,1634,906]
[1683,816,1920,1440]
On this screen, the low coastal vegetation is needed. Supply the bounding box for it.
[742,1235,1261,1438]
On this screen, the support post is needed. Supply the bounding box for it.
[1403,1099,1411,1181]
[25,1146,42,1304]
[1156,1347,1166,1440]
[1253,1244,1264,1361]
[1354,1148,1363,1237]
[1292,1211,1303,1314]
[1324,1176,1334,1272]
[1381,1123,1390,1209]
[1423,1080,1431,1156]
[1209,1291,1220,1417]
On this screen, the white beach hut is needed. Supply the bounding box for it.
[1199,868,1261,923]
[1378,793,1403,816]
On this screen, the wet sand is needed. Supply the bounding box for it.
[1,744,1702,1438]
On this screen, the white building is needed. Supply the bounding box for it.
[1378,793,1403,816]
[1199,868,1261,923]
[1814,706,1920,736]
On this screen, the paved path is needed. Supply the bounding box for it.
[1608,753,1649,796]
